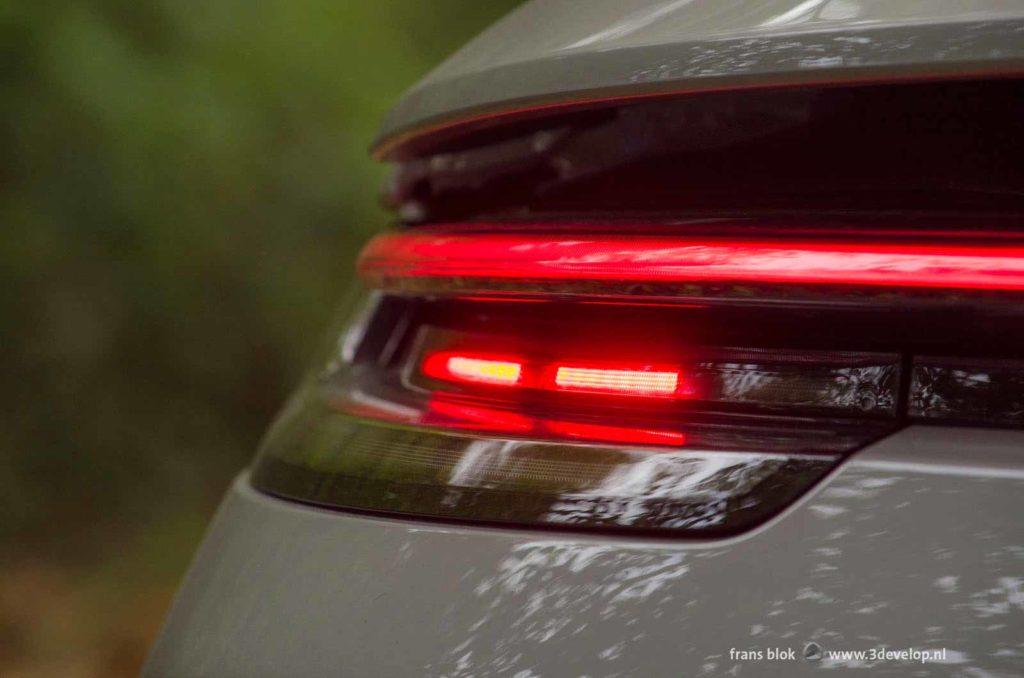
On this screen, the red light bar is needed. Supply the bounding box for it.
[553,365,680,397]
[422,349,694,400]
[422,351,523,387]
[359,231,1024,292]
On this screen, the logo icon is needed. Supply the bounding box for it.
[803,642,823,662]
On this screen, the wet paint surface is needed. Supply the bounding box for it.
[377,0,1024,152]
[147,428,1024,677]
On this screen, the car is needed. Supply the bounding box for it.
[144,1,1024,675]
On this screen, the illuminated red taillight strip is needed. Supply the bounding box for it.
[359,231,1024,291]
[553,365,679,397]
[422,351,693,400]
[422,351,524,387]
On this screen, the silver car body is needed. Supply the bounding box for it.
[147,1,1024,675]
[147,428,1024,676]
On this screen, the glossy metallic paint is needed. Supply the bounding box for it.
[146,427,1024,677]
[376,0,1024,155]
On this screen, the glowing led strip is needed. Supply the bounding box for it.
[554,366,679,396]
[360,231,1024,292]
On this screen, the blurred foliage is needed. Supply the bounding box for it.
[0,0,521,674]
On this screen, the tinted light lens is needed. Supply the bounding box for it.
[911,358,1024,427]
[253,404,841,534]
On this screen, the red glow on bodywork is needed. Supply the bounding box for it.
[359,231,1024,291]
[545,420,686,446]
[425,399,534,433]
[424,398,685,446]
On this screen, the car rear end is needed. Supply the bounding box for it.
[145,1,1024,676]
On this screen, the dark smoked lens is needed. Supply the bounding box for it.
[252,394,843,535]
[911,358,1024,427]
[688,349,900,416]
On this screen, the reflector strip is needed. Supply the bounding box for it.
[545,420,686,446]
[359,231,1024,291]
[426,399,533,433]
[427,398,687,446]
[554,365,679,396]
[422,352,523,386]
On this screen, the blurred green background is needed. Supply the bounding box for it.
[0,1,520,675]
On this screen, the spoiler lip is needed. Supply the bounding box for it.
[373,16,1024,160]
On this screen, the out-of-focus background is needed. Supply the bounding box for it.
[0,1,520,675]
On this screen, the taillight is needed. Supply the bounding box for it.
[250,223,1024,536]
[358,231,1024,293]
[253,79,1024,535]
